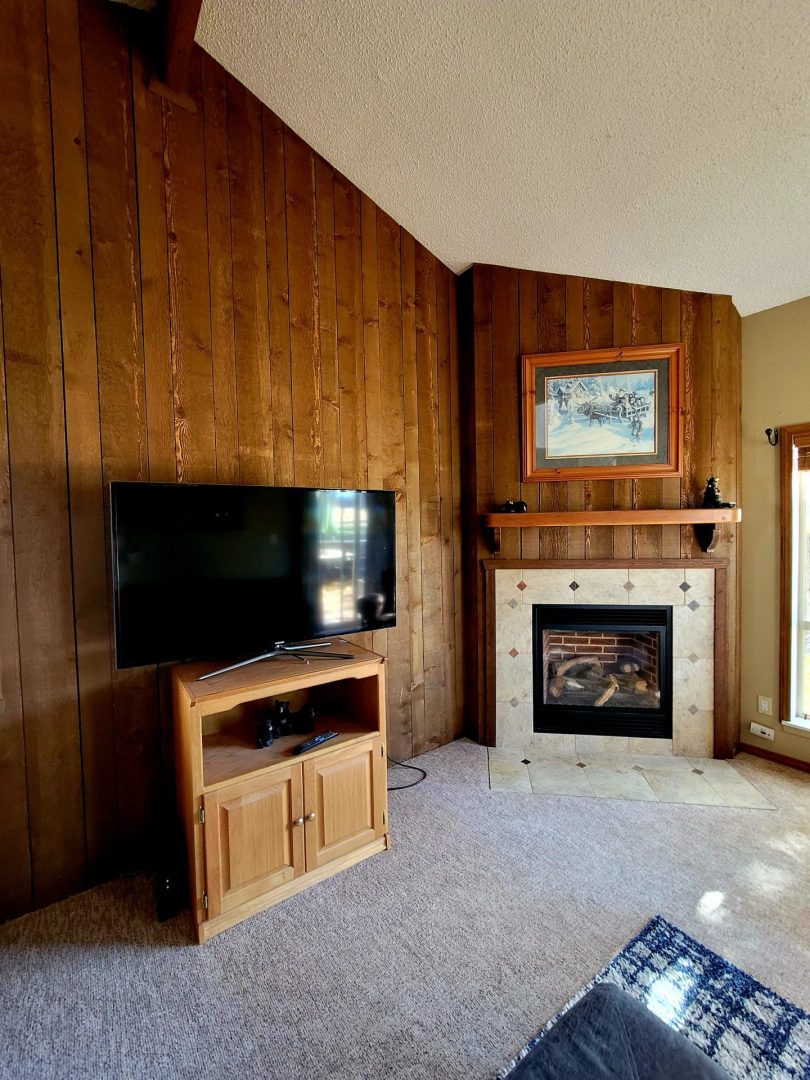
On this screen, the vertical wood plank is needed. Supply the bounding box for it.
[227,79,273,484]
[377,211,411,759]
[285,130,321,489]
[132,48,177,790]
[0,263,32,919]
[315,156,340,490]
[711,295,741,749]
[565,276,586,559]
[163,52,217,484]
[612,281,634,558]
[661,288,682,557]
[201,55,238,484]
[631,284,663,559]
[680,292,695,555]
[80,0,160,867]
[262,108,294,487]
[415,243,444,749]
[132,53,175,483]
[491,267,521,559]
[448,272,464,737]
[518,271,539,559]
[582,278,614,560]
[681,293,713,557]
[334,175,367,489]
[537,272,568,560]
[0,0,85,906]
[47,0,118,881]
[359,195,387,659]
[400,233,426,754]
[473,265,494,740]
[437,263,458,742]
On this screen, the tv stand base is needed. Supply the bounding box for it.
[196,642,355,681]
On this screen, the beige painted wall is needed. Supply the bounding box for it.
[741,296,810,763]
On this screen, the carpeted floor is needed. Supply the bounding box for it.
[1,742,809,1080]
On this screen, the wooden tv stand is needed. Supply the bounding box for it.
[172,643,390,943]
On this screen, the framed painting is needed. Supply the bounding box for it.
[521,344,685,482]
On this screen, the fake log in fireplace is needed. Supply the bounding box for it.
[533,605,673,738]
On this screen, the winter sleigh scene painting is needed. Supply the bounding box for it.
[541,370,657,459]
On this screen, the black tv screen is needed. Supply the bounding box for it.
[111,482,396,669]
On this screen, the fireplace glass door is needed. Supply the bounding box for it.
[533,605,672,738]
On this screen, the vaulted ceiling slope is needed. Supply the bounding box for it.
[197,0,810,316]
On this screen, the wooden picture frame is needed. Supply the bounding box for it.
[521,344,685,482]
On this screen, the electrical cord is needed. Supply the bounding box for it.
[387,755,427,791]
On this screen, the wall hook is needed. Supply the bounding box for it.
[765,428,779,446]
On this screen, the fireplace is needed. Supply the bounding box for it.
[533,604,673,739]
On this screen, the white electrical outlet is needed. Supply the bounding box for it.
[750,721,775,741]
[757,696,773,715]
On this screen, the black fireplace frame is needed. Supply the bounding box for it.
[532,604,673,739]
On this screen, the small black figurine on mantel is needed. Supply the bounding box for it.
[701,476,736,510]
[500,499,528,513]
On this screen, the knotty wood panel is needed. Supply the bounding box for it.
[1,0,85,908]
[0,0,463,919]
[461,266,741,748]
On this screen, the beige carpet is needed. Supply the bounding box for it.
[1,743,809,1080]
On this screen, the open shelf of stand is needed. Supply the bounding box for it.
[481,507,742,554]
[202,716,377,789]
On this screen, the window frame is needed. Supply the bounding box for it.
[779,422,810,729]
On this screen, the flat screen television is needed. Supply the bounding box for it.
[111,482,396,669]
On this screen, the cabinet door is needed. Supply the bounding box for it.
[303,737,386,872]
[202,766,305,919]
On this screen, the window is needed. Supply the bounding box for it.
[780,424,810,728]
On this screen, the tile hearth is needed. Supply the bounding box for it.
[488,749,775,810]
[494,565,716,757]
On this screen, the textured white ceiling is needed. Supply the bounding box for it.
[197,0,810,315]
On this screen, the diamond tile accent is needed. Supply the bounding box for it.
[623,581,636,592]
[516,580,527,592]
[688,704,699,716]
[576,761,587,769]
[507,598,518,609]
[688,653,700,664]
[521,758,531,765]
[509,697,520,708]
[569,581,580,592]
[680,581,692,593]
[688,600,700,611]
[508,648,519,658]
[692,768,704,775]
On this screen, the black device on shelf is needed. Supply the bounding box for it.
[292,731,339,755]
[110,482,396,670]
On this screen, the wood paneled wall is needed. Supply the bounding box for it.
[459,266,742,746]
[0,0,463,920]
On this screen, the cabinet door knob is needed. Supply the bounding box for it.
[293,817,304,827]
[305,812,316,822]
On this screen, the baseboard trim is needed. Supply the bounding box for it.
[737,743,810,774]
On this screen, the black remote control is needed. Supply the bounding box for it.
[293,731,339,755]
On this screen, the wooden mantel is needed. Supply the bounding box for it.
[481,507,742,555]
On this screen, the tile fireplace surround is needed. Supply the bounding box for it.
[487,562,728,759]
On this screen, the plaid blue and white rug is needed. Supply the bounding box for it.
[498,915,810,1080]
